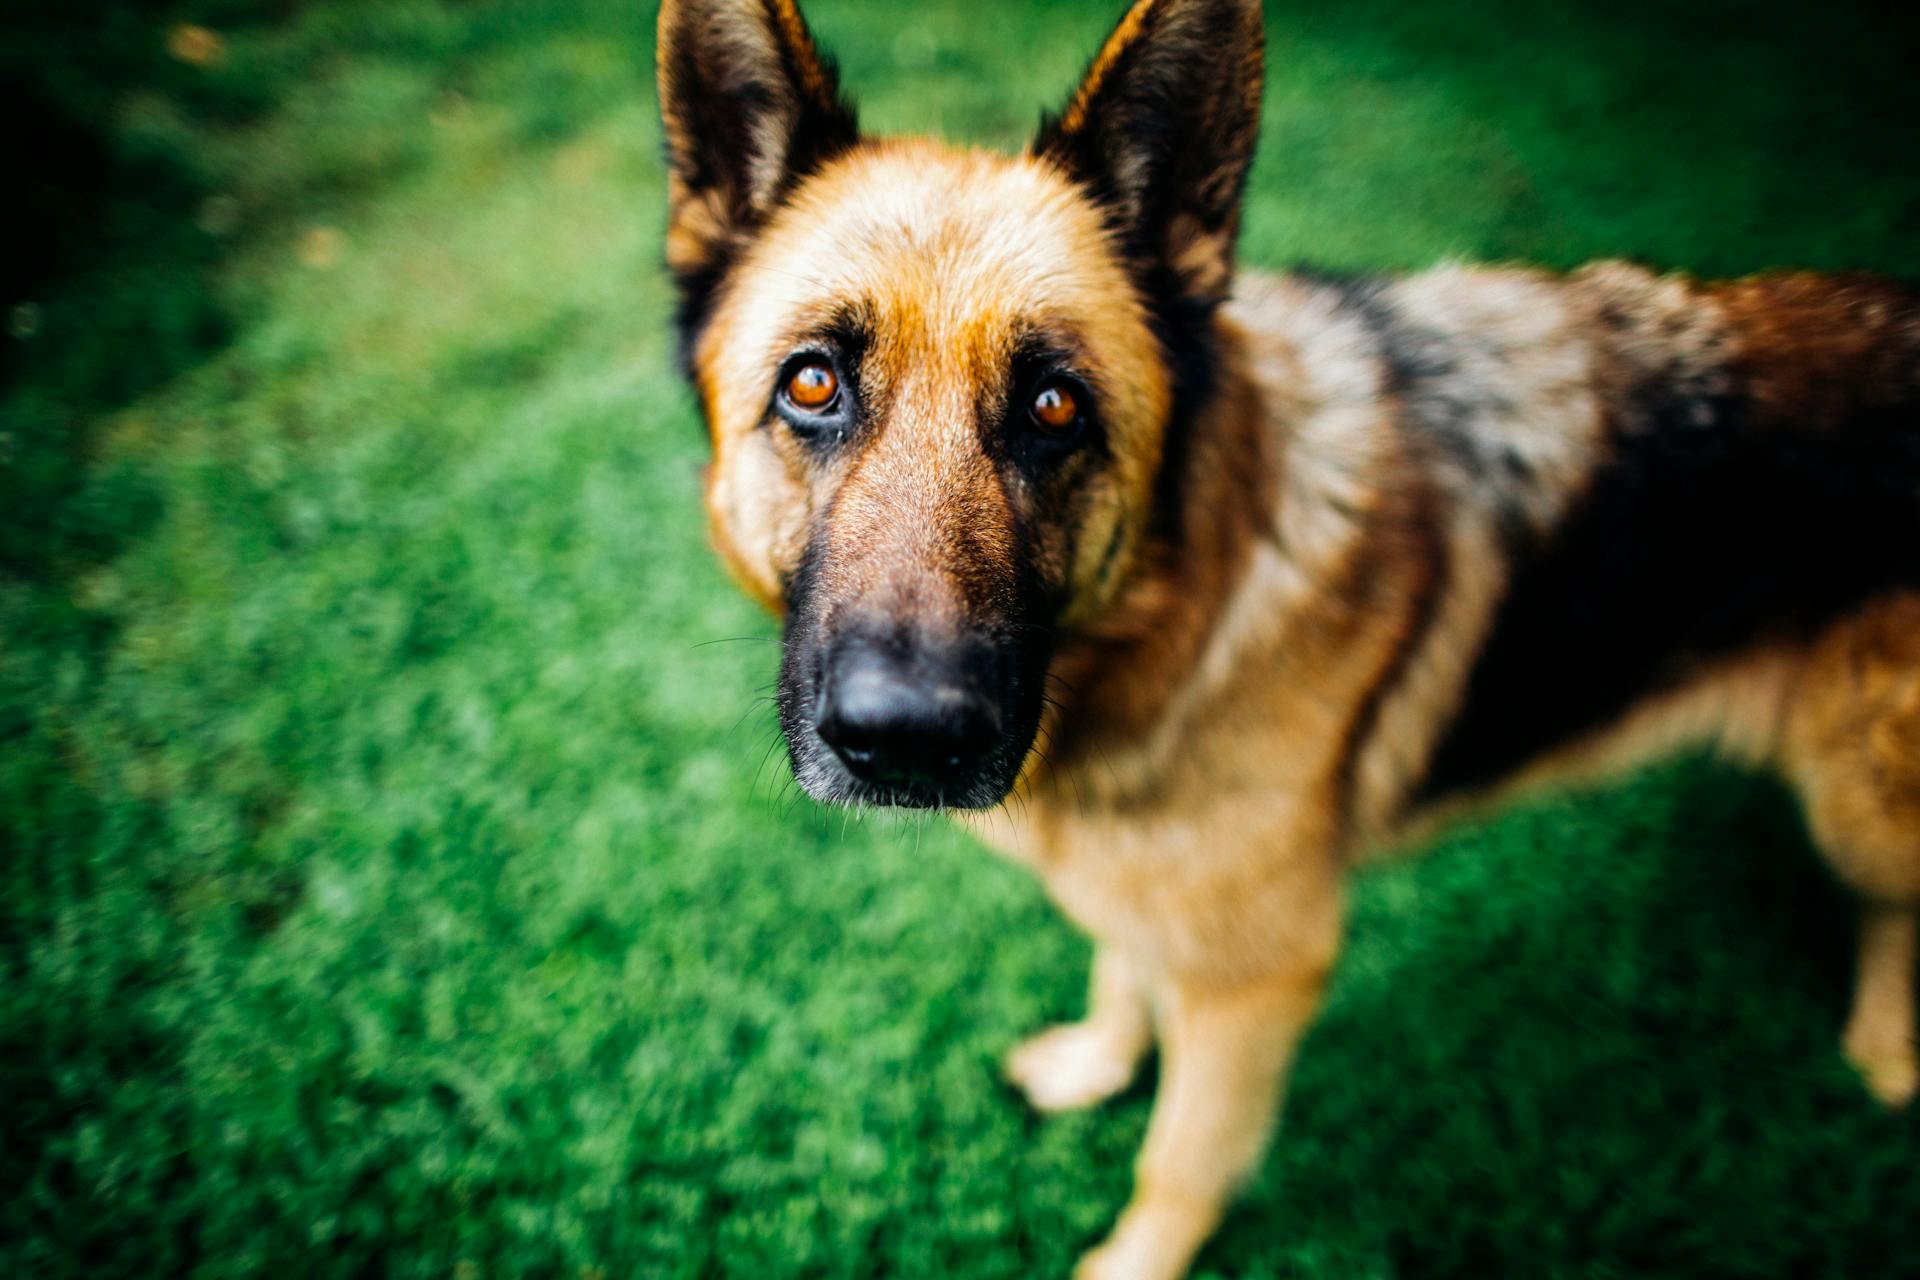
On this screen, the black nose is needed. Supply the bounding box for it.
[814,640,999,791]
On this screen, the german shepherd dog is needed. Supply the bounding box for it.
[657,1,1920,1275]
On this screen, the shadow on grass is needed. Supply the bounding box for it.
[1240,762,1895,1278]
[0,8,268,1263]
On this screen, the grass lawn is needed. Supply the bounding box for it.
[5,0,1918,1276]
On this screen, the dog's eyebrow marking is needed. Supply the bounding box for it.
[819,301,876,355]
[1006,325,1101,395]
[778,298,877,360]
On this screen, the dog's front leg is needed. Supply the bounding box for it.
[1075,961,1330,1280]
[1006,947,1154,1113]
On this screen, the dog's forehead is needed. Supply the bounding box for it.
[732,142,1135,351]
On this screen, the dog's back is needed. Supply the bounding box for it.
[1248,264,1920,807]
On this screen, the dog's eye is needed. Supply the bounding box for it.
[1030,382,1079,432]
[785,360,839,411]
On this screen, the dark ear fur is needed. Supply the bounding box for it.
[657,0,859,362]
[1033,0,1264,308]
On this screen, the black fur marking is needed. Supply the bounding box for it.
[1091,520,1127,594]
[672,258,733,378]
[1140,268,1222,539]
[1330,278,1491,473]
[1415,373,1920,804]
[1314,271,1536,540]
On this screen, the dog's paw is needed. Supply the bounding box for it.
[1004,1021,1142,1113]
[1071,1240,1133,1280]
[1847,1043,1918,1108]
[1074,1236,1164,1280]
[1071,1201,1208,1280]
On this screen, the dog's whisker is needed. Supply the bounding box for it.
[690,635,781,650]
[727,697,776,737]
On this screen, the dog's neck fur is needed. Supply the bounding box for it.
[1044,309,1277,758]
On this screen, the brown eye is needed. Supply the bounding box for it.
[786,360,838,410]
[1031,382,1079,431]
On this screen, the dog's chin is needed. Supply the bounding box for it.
[786,730,1026,811]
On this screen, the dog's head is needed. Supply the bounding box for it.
[659,0,1263,808]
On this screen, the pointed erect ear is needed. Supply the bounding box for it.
[1033,0,1264,309]
[657,0,859,335]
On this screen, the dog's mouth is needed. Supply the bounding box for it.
[776,628,1046,811]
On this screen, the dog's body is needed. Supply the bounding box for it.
[657,2,1920,1276]
[978,260,1920,973]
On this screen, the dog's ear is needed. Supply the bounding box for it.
[1034,0,1264,308]
[657,0,859,338]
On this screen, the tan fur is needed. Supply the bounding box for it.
[661,3,1920,1277]
[1783,597,1920,1106]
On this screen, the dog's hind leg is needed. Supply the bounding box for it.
[1005,947,1153,1113]
[1075,959,1331,1280]
[1783,593,1920,1107]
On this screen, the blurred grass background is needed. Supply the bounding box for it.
[4,0,1918,1276]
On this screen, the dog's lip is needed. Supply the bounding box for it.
[795,722,1015,810]
[838,746,966,770]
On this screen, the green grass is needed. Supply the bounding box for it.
[5,1,1917,1276]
